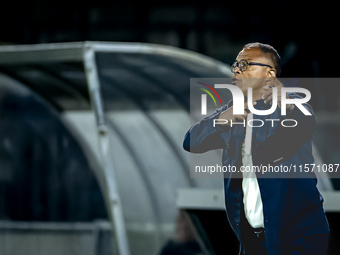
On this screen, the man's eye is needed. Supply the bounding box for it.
[240,62,247,70]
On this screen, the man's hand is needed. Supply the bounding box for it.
[262,72,292,109]
[218,103,249,126]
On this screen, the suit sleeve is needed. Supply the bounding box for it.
[274,96,316,145]
[255,99,316,166]
[183,104,230,153]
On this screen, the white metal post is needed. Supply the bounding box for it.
[83,44,130,255]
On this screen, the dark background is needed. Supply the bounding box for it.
[0,0,337,78]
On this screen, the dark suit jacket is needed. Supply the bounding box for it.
[183,93,330,255]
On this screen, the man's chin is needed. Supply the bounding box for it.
[236,84,247,94]
[235,83,243,89]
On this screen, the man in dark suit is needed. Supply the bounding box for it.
[183,43,330,255]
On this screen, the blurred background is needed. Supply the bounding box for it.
[0,1,339,255]
[0,0,338,78]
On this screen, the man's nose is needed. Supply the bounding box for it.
[233,66,241,75]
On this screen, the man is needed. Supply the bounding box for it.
[183,43,330,255]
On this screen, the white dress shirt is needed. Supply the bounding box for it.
[241,113,264,228]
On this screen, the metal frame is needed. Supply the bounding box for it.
[0,220,112,255]
[0,41,233,255]
[176,188,340,212]
[83,45,130,255]
[0,41,233,77]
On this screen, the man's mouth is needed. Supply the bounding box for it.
[232,78,239,85]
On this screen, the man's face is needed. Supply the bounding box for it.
[232,47,275,96]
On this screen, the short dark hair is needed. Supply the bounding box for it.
[243,42,281,77]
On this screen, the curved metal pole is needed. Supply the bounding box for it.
[31,64,90,106]
[0,66,63,111]
[104,117,162,244]
[99,74,193,188]
[83,46,130,255]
